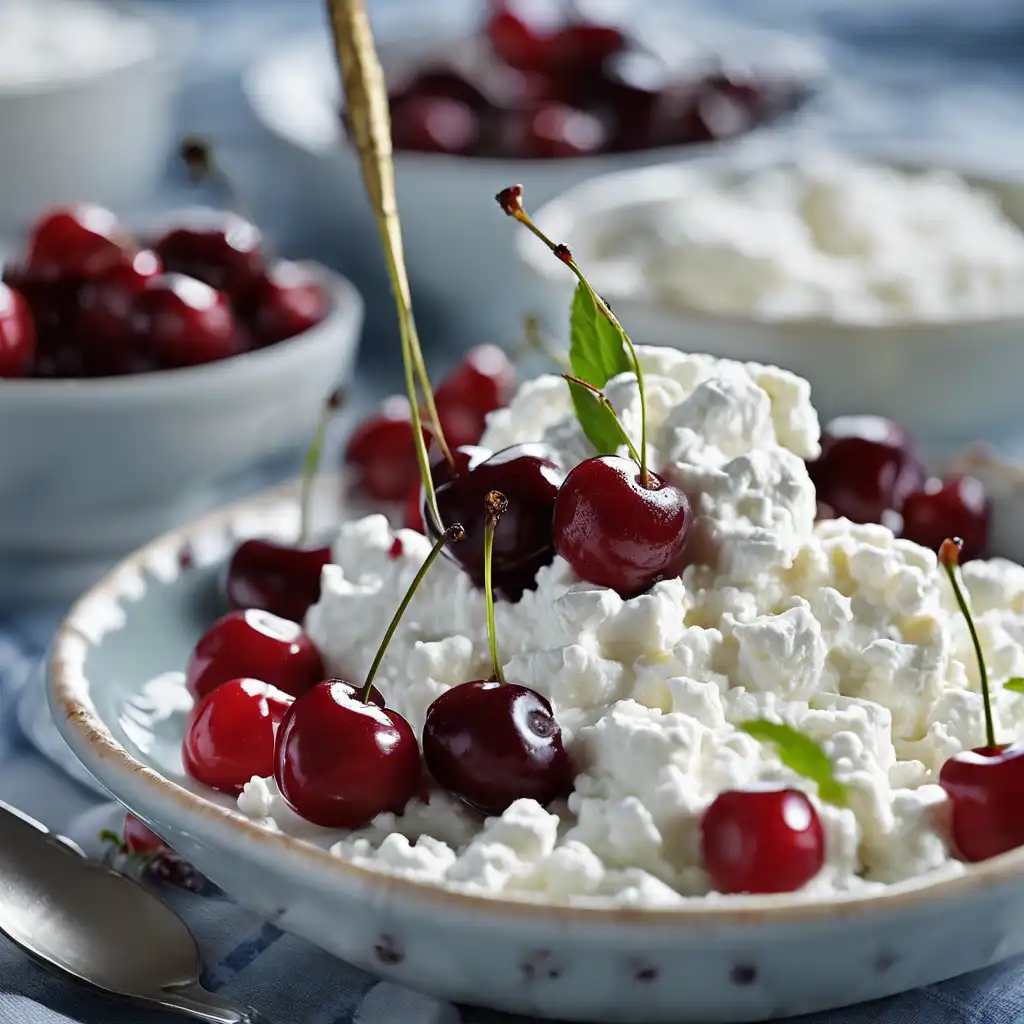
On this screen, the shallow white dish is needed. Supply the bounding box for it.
[0,2,188,232]
[44,463,1024,1024]
[517,156,1024,457]
[0,263,363,607]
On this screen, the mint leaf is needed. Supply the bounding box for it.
[565,378,633,457]
[569,283,630,452]
[1005,678,1024,693]
[740,719,849,807]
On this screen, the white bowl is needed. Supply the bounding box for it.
[242,30,821,347]
[516,156,1024,458]
[0,2,188,233]
[0,264,363,607]
[43,474,1024,1023]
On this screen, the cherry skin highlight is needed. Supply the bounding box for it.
[182,678,294,794]
[239,260,328,347]
[701,789,825,894]
[422,680,574,816]
[274,679,420,828]
[553,455,691,598]
[900,476,991,562]
[0,282,37,378]
[185,608,324,702]
[224,540,331,624]
[152,215,264,299]
[24,204,127,282]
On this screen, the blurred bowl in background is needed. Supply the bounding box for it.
[0,0,189,234]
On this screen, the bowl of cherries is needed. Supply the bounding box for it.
[0,202,363,605]
[244,0,818,343]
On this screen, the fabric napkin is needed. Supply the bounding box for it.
[3,611,1024,1024]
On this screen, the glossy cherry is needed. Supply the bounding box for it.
[274,679,420,828]
[23,204,128,282]
[546,22,625,71]
[486,2,554,72]
[435,344,515,416]
[182,678,294,794]
[518,102,607,158]
[900,476,990,562]
[403,484,425,533]
[807,415,924,524]
[422,680,573,816]
[553,455,691,598]
[123,812,171,857]
[701,789,825,894]
[0,282,37,378]
[224,540,331,623]
[185,608,324,702]
[428,443,563,600]
[238,260,328,347]
[152,215,264,298]
[131,273,239,367]
[391,94,480,154]
[345,396,430,503]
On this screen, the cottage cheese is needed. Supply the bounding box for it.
[591,156,1024,324]
[237,346,1024,904]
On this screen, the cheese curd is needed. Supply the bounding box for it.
[237,346,1024,905]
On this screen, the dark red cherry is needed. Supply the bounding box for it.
[239,261,328,347]
[185,608,324,702]
[900,476,990,562]
[274,679,420,828]
[403,485,425,533]
[486,3,555,72]
[428,443,563,600]
[324,676,386,709]
[435,344,515,416]
[807,415,925,524]
[518,102,608,158]
[0,282,36,378]
[422,680,573,816]
[345,396,430,503]
[123,812,171,857]
[182,678,294,794]
[152,215,264,299]
[24,204,128,282]
[553,455,691,598]
[131,273,239,367]
[225,540,331,623]
[939,743,1024,862]
[546,23,625,71]
[701,789,825,894]
[390,95,480,154]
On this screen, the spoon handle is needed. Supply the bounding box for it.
[152,982,273,1023]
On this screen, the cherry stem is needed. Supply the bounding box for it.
[296,386,345,547]
[362,523,466,702]
[483,490,508,686]
[497,185,649,486]
[178,136,255,225]
[940,537,996,750]
[561,374,641,464]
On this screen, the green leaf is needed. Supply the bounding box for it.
[740,719,849,807]
[565,378,634,457]
[569,283,631,452]
[1004,678,1024,693]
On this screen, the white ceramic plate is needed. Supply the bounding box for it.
[43,455,1024,1023]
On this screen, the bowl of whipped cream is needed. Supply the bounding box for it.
[517,153,1024,456]
[0,0,188,231]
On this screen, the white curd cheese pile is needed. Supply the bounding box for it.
[595,156,1024,324]
[236,347,1024,905]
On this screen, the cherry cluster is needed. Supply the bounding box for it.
[0,203,327,379]
[809,414,991,561]
[375,0,807,158]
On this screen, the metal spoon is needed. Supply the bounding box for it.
[0,799,270,1023]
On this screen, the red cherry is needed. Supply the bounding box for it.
[518,102,608,158]
[185,608,324,702]
[601,47,671,150]
[238,261,328,347]
[345,396,430,503]
[123,812,171,857]
[436,394,487,449]
[422,680,573,815]
[131,273,239,368]
[225,540,331,624]
[390,95,480,155]
[939,744,1024,862]
[546,23,625,72]
[807,415,925,524]
[553,455,691,599]
[152,215,264,299]
[701,789,825,894]
[325,676,386,709]
[487,5,553,72]
[24,204,128,282]
[428,443,563,600]
[403,485,425,533]
[274,679,420,828]
[435,344,515,416]
[900,476,990,562]
[0,282,37,378]
[182,678,294,794]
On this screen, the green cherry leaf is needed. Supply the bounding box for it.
[565,378,634,457]
[1004,678,1024,693]
[740,719,850,807]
